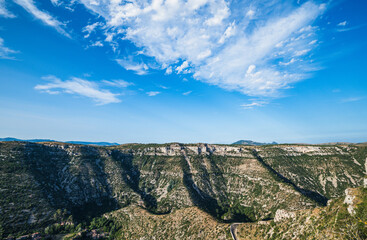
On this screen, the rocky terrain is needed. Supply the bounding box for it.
[236,186,367,239]
[0,141,366,239]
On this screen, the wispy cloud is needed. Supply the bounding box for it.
[0,0,15,18]
[50,0,75,11]
[241,99,269,109]
[116,59,149,75]
[82,22,102,38]
[337,21,347,27]
[176,61,189,74]
[341,97,364,103]
[89,40,103,47]
[13,0,70,37]
[183,91,192,96]
[165,66,173,75]
[336,23,366,32]
[78,0,325,99]
[146,91,160,97]
[35,76,121,105]
[102,79,132,88]
[336,19,367,32]
[0,37,18,59]
[50,0,61,7]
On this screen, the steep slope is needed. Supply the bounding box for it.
[236,186,367,240]
[106,205,231,239]
[0,141,366,238]
[256,145,367,198]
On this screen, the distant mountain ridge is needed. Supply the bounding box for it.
[232,139,278,145]
[0,137,119,146]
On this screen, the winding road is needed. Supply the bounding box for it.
[230,223,240,240]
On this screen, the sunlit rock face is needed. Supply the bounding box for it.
[274,209,296,222]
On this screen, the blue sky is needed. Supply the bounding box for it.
[0,0,366,144]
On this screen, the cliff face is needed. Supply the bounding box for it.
[256,145,366,198]
[0,141,366,237]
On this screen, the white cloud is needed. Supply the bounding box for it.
[294,49,311,56]
[218,21,236,44]
[50,0,76,11]
[116,59,149,75]
[0,37,17,59]
[90,40,103,47]
[0,0,15,18]
[102,79,132,88]
[183,91,192,96]
[279,58,296,66]
[13,0,70,37]
[205,4,229,26]
[193,2,322,97]
[176,61,189,73]
[241,99,268,109]
[83,22,102,38]
[35,76,121,105]
[337,21,347,27]
[341,97,364,103]
[319,3,326,11]
[78,0,231,65]
[197,49,212,60]
[165,66,172,75]
[246,9,255,19]
[146,91,160,97]
[336,24,366,33]
[77,0,325,98]
[50,0,61,6]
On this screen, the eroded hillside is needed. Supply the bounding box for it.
[0,141,366,238]
[236,186,367,240]
[256,145,367,198]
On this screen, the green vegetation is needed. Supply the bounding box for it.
[356,187,367,238]
[237,186,367,240]
[0,141,366,239]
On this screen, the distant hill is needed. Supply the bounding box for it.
[65,141,120,146]
[232,140,277,145]
[0,137,56,143]
[0,137,119,146]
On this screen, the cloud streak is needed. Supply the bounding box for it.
[102,79,132,88]
[0,37,17,59]
[13,0,70,37]
[241,99,268,109]
[337,21,347,26]
[341,97,364,103]
[336,23,367,32]
[146,91,160,97]
[35,76,121,105]
[116,58,149,75]
[183,91,192,96]
[0,0,15,18]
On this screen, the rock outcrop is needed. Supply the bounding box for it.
[274,209,296,222]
